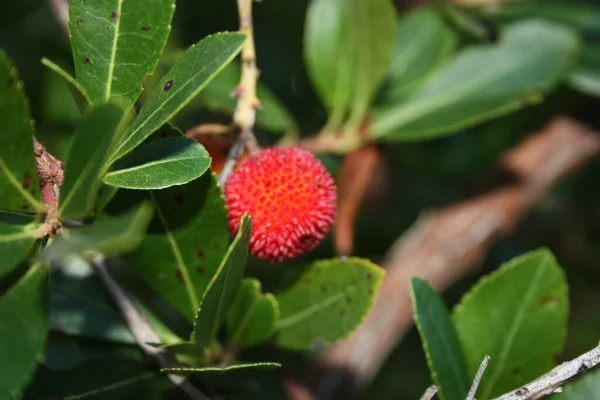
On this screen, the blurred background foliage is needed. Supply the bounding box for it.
[2,0,600,398]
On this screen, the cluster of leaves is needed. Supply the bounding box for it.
[0,0,385,398]
[411,248,600,400]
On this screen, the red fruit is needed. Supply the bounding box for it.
[224,147,337,262]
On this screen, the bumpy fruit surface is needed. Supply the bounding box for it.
[224,147,337,262]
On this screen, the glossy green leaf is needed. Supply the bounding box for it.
[0,222,39,277]
[69,0,175,105]
[384,8,458,100]
[227,278,279,347]
[452,249,569,399]
[103,137,210,190]
[0,51,42,213]
[199,62,297,133]
[569,45,600,98]
[41,58,90,112]
[274,257,384,350]
[161,362,281,376]
[41,202,153,262]
[59,103,126,219]
[25,358,170,400]
[0,265,49,400]
[479,1,600,36]
[124,172,230,320]
[562,367,600,400]
[109,32,245,162]
[304,0,395,121]
[372,20,579,141]
[411,278,469,400]
[192,214,251,348]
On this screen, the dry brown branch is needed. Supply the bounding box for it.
[218,0,261,186]
[493,344,600,400]
[311,117,600,399]
[33,138,64,235]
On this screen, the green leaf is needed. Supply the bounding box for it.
[372,20,579,141]
[0,265,49,400]
[0,222,39,277]
[68,0,175,105]
[199,62,297,133]
[25,358,170,400]
[123,172,230,320]
[41,202,153,262]
[41,58,90,112]
[227,278,279,347]
[274,257,384,350]
[384,8,458,101]
[161,362,281,376]
[109,32,246,162]
[478,1,600,36]
[103,137,211,190]
[452,249,569,399]
[569,45,600,98]
[50,256,181,345]
[192,214,251,348]
[304,0,395,123]
[411,278,470,400]
[0,51,42,213]
[50,256,135,344]
[59,103,126,220]
[562,367,600,400]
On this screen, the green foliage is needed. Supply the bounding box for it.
[384,8,458,101]
[452,249,569,399]
[227,278,279,347]
[0,266,49,400]
[275,257,384,350]
[41,202,154,262]
[25,357,170,400]
[41,58,90,112]
[304,0,396,127]
[569,45,600,98]
[124,172,229,320]
[103,137,211,190]
[199,62,297,133]
[59,103,126,219]
[68,0,175,106]
[411,278,470,400]
[0,51,42,213]
[109,32,246,162]
[562,368,600,399]
[373,19,579,141]
[0,222,38,277]
[191,214,251,348]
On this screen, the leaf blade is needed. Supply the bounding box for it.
[372,20,579,141]
[0,265,49,400]
[103,137,211,190]
[41,202,154,262]
[411,278,470,400]
[110,32,245,162]
[68,0,175,105]
[0,222,38,277]
[452,249,569,399]
[0,51,42,213]
[192,214,251,348]
[59,103,126,219]
[274,257,384,350]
